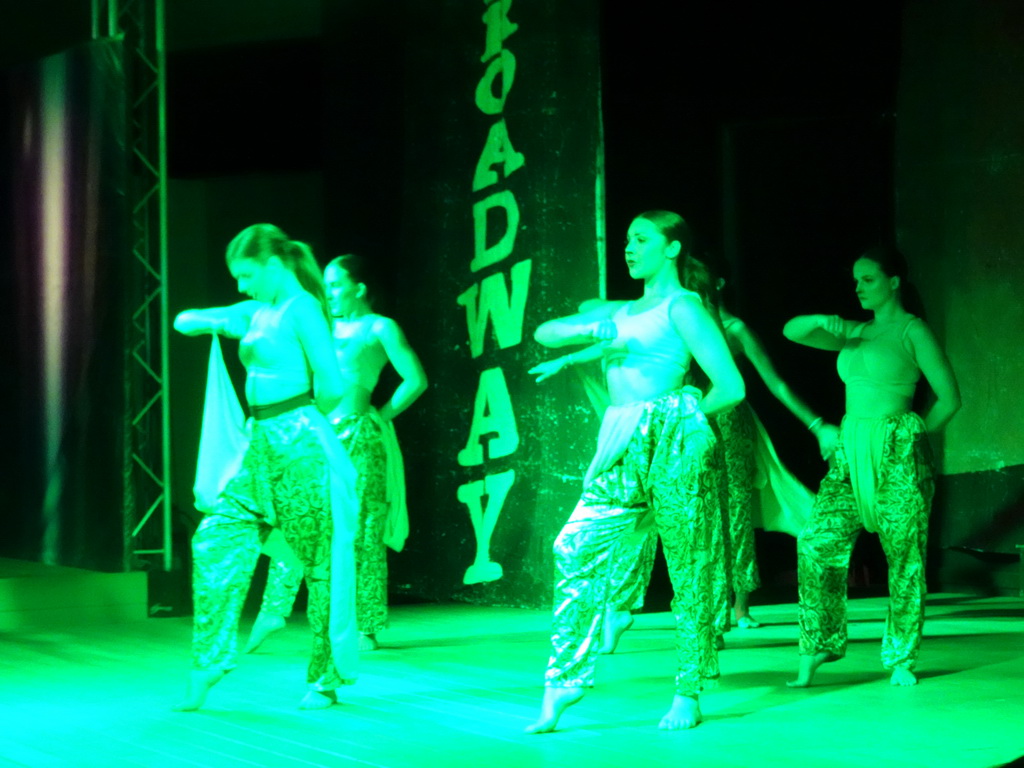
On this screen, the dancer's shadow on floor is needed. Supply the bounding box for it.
[719,638,799,652]
[366,630,549,651]
[928,607,1024,620]
[718,667,881,692]
[919,631,1024,670]
[911,668,961,682]
[577,711,752,731]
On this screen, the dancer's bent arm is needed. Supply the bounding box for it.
[671,294,744,416]
[782,314,858,351]
[906,319,961,432]
[173,301,261,338]
[534,301,624,348]
[731,318,835,457]
[529,342,607,383]
[374,317,428,422]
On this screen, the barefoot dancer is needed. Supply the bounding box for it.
[783,246,960,688]
[541,257,825,655]
[525,211,744,733]
[247,254,427,654]
[173,224,358,711]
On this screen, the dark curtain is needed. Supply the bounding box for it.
[1,39,128,570]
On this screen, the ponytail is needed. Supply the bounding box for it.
[225,223,331,326]
[285,240,332,324]
[679,254,717,310]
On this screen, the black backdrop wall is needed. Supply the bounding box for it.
[390,0,605,608]
[1,40,127,570]
[3,0,1021,601]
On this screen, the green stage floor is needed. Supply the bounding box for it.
[1,596,1021,767]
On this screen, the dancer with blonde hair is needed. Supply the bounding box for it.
[173,224,358,711]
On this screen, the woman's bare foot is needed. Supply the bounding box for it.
[786,651,841,688]
[890,668,918,686]
[733,593,762,628]
[658,694,702,730]
[599,610,634,654]
[244,612,286,653]
[524,686,585,734]
[299,689,338,710]
[358,633,379,651]
[173,669,225,711]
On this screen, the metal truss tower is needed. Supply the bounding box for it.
[95,0,172,572]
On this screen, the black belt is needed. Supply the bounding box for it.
[250,392,313,421]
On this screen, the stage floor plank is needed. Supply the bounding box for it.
[1,594,1022,767]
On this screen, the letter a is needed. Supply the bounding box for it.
[457,367,519,467]
[473,119,525,192]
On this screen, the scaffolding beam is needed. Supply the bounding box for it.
[96,0,172,573]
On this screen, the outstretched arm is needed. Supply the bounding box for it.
[534,301,624,348]
[783,314,858,351]
[907,320,961,432]
[671,294,744,416]
[290,296,345,416]
[374,317,428,422]
[173,301,261,338]
[529,342,606,383]
[731,319,836,458]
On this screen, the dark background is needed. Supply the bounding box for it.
[2,0,1020,606]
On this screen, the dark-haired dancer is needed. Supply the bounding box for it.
[784,246,960,687]
[173,224,358,711]
[246,254,427,654]
[682,259,828,644]
[526,211,744,733]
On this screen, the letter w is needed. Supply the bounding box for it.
[457,259,532,359]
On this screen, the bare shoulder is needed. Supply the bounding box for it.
[727,316,763,351]
[668,289,708,319]
[904,316,939,349]
[285,292,329,327]
[291,291,321,312]
[722,314,749,336]
[368,313,403,340]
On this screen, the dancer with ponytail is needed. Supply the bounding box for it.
[784,245,960,687]
[173,224,358,711]
[534,254,826,654]
[525,211,744,733]
[245,253,427,654]
[683,256,831,645]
